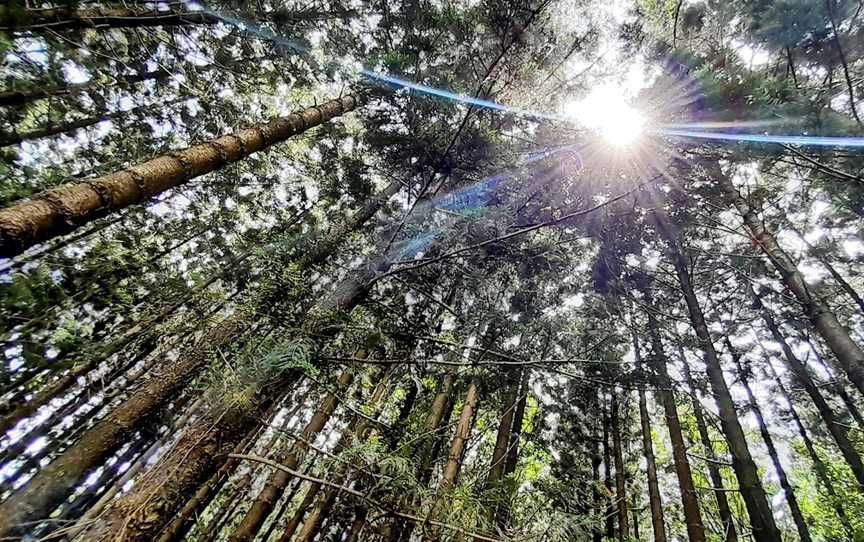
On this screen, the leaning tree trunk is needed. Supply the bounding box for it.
[228,369,356,542]
[421,377,480,542]
[0,6,219,32]
[0,97,186,147]
[0,92,368,257]
[72,375,296,542]
[679,345,739,542]
[752,288,864,488]
[633,335,668,542]
[611,394,630,541]
[655,210,781,542]
[763,354,855,538]
[727,339,812,542]
[713,167,864,397]
[0,177,400,539]
[0,68,172,107]
[645,308,706,542]
[69,272,372,542]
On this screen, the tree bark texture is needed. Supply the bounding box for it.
[0,93,366,257]
[646,309,705,542]
[728,340,812,542]
[655,210,781,542]
[714,167,864,397]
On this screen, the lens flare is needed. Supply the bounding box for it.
[564,85,645,146]
[192,1,864,150]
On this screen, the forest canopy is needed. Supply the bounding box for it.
[0,1,863,541]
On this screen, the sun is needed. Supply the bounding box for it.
[564,84,646,146]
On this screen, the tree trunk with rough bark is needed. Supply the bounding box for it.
[646,309,705,542]
[727,339,812,542]
[679,346,738,542]
[0,93,368,257]
[713,167,864,397]
[764,355,855,538]
[441,378,481,486]
[752,289,864,488]
[228,369,356,542]
[655,210,781,542]
[0,178,399,539]
[0,97,186,147]
[611,394,629,541]
[634,335,667,542]
[603,400,615,540]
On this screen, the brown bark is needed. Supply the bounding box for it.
[752,289,864,488]
[504,369,529,475]
[71,378,291,542]
[486,370,520,487]
[0,92,366,257]
[679,346,738,542]
[0,179,398,538]
[611,394,629,541]
[390,372,456,542]
[714,168,864,397]
[646,309,705,542]
[602,400,615,540]
[655,211,781,542]
[634,335,667,542]
[277,483,323,542]
[228,369,355,542]
[0,313,249,539]
[441,378,481,486]
[727,340,812,542]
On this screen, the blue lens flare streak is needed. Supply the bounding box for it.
[193,2,864,150]
[653,128,864,148]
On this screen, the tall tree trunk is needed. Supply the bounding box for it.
[504,369,529,475]
[486,370,520,488]
[807,340,864,429]
[441,377,481,486]
[603,400,616,540]
[611,394,629,541]
[591,417,604,542]
[634,334,668,542]
[646,308,706,542]
[0,5,354,32]
[420,377,480,542]
[0,68,172,107]
[751,288,864,488]
[679,346,738,542]
[0,178,399,538]
[228,370,356,542]
[713,168,864,397]
[727,339,812,542]
[278,483,323,542]
[655,211,781,542]
[0,92,368,257]
[390,372,457,542]
[61,268,372,542]
[0,6,219,31]
[70,374,296,542]
[763,354,855,538]
[0,97,186,147]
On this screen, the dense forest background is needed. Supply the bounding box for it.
[0,0,863,541]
